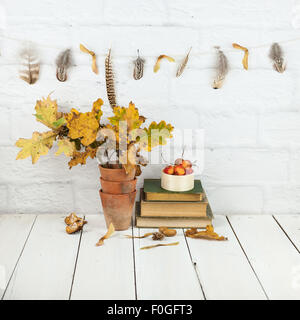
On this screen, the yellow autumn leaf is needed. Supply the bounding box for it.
[96,223,115,246]
[34,95,65,129]
[68,146,97,169]
[232,43,249,70]
[15,131,57,164]
[108,101,144,132]
[55,139,76,157]
[154,55,175,72]
[80,44,98,74]
[66,108,100,147]
[92,98,104,120]
[133,121,173,152]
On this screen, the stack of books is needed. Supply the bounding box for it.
[135,179,213,228]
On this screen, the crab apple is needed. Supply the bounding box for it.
[174,158,183,165]
[163,165,174,175]
[182,159,192,169]
[185,167,194,175]
[174,164,186,175]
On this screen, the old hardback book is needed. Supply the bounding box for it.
[140,189,208,218]
[135,202,213,228]
[144,179,204,202]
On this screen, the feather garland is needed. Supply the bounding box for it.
[176,47,192,77]
[19,46,40,84]
[212,46,228,89]
[133,49,145,80]
[105,48,117,109]
[56,49,72,82]
[269,43,285,73]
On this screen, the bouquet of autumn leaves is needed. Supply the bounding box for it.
[15,95,174,175]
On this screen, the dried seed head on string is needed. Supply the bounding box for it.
[232,43,249,70]
[212,46,228,89]
[153,55,175,72]
[80,44,98,74]
[269,42,286,73]
[133,49,145,80]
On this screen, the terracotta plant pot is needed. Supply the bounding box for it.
[99,165,136,181]
[100,190,137,230]
[100,177,137,194]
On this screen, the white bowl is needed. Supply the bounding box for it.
[161,170,194,192]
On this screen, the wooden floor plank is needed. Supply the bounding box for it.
[228,215,300,300]
[0,214,36,299]
[185,215,267,300]
[70,215,135,300]
[274,215,300,252]
[3,214,81,300]
[134,228,204,300]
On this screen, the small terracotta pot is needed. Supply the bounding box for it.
[100,190,137,230]
[99,165,136,181]
[100,177,137,194]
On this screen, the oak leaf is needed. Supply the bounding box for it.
[68,146,97,169]
[65,100,102,146]
[134,121,173,151]
[34,95,66,129]
[16,131,56,164]
[55,139,76,157]
[108,102,145,133]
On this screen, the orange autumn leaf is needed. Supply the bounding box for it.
[80,44,98,74]
[185,225,228,241]
[232,43,249,70]
[154,55,175,72]
[96,223,115,246]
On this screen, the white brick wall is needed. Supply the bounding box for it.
[0,0,300,215]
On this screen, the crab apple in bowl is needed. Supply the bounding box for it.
[185,167,193,175]
[163,165,174,175]
[174,164,186,175]
[182,159,192,168]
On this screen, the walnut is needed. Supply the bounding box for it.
[152,232,165,241]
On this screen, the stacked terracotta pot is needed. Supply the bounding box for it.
[99,165,137,231]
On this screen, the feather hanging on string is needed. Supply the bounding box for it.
[232,43,249,70]
[105,48,117,109]
[176,47,192,77]
[55,49,72,82]
[133,49,145,80]
[19,45,40,84]
[269,43,286,73]
[212,46,228,89]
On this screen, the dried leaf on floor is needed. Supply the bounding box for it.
[185,225,228,241]
[159,227,177,237]
[96,223,115,246]
[140,242,179,250]
[125,232,153,239]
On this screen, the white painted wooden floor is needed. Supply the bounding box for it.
[0,214,299,300]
